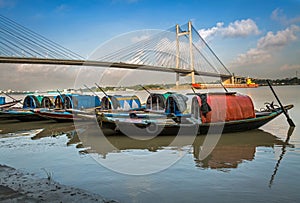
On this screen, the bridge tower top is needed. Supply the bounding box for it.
[176,21,195,87]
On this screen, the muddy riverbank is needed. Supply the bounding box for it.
[0,164,117,202]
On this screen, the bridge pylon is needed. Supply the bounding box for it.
[176,21,195,88]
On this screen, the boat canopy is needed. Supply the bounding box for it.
[146,92,173,111]
[41,96,56,108]
[101,95,120,110]
[191,93,255,123]
[101,95,141,110]
[114,95,141,110]
[0,97,5,105]
[23,95,42,108]
[55,94,72,109]
[165,93,188,115]
[54,94,101,109]
[72,95,101,109]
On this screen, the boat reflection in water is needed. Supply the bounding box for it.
[1,120,290,173]
[0,119,76,139]
[192,131,286,170]
[0,120,294,186]
[67,125,287,171]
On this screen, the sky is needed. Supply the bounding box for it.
[0,0,300,91]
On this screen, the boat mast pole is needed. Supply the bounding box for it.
[83,84,100,98]
[94,83,109,97]
[140,85,151,95]
[266,80,295,127]
[1,92,23,105]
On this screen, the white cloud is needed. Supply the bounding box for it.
[198,22,224,39]
[223,19,260,37]
[232,48,271,66]
[257,25,299,50]
[231,25,300,67]
[271,8,300,25]
[198,19,260,40]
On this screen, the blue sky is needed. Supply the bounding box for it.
[1,0,300,90]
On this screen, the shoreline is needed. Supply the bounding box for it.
[0,164,117,203]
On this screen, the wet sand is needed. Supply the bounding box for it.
[0,164,117,203]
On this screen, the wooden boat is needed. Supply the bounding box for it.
[100,94,142,110]
[145,92,173,111]
[197,104,293,134]
[0,108,46,121]
[0,99,21,109]
[54,94,101,110]
[96,92,294,136]
[41,96,56,108]
[32,108,95,122]
[98,104,293,136]
[0,95,46,121]
[35,93,148,122]
[31,94,102,122]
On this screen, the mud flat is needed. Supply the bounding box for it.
[0,164,117,203]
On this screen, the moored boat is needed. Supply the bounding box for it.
[100,94,142,110]
[0,95,46,121]
[96,92,294,136]
[32,108,95,122]
[33,94,101,122]
[0,96,21,109]
[0,109,45,121]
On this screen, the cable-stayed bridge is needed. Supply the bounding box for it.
[0,15,235,85]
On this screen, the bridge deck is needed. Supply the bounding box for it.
[0,56,232,79]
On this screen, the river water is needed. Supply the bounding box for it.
[0,86,299,202]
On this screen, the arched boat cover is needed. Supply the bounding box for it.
[72,95,101,109]
[101,95,141,110]
[101,96,120,110]
[191,93,255,123]
[54,94,101,110]
[146,92,173,111]
[114,95,141,110]
[55,94,73,109]
[23,95,42,108]
[41,96,56,108]
[0,97,5,105]
[165,93,188,115]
